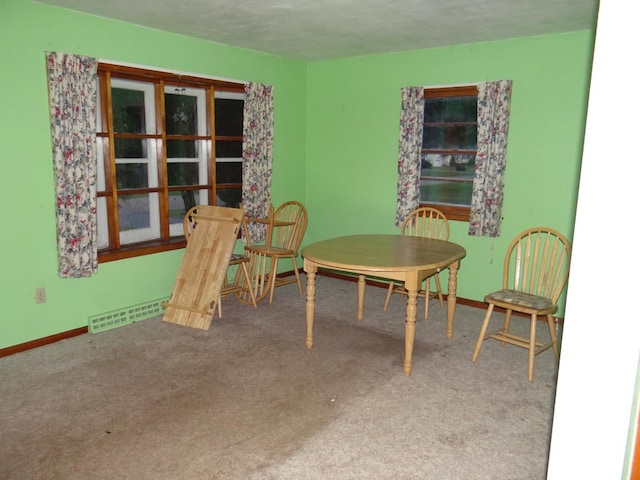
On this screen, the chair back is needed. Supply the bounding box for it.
[401,207,449,240]
[272,201,308,253]
[503,227,571,303]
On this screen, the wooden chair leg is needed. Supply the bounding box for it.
[528,314,537,382]
[472,304,495,362]
[547,314,560,359]
[239,261,258,309]
[216,296,222,318]
[424,277,430,320]
[253,252,269,299]
[434,274,445,307]
[268,257,280,304]
[383,282,395,311]
[290,256,304,295]
[501,310,513,347]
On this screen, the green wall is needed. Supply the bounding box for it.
[0,0,306,349]
[0,0,594,350]
[305,32,594,306]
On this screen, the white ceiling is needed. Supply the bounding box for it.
[37,0,599,61]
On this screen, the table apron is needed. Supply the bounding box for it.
[304,261,442,286]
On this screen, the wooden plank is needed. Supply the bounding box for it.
[163,207,241,330]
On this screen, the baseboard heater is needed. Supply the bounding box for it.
[88,297,169,334]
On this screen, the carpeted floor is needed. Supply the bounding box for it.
[0,275,560,479]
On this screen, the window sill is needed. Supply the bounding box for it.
[98,237,186,263]
[419,204,470,222]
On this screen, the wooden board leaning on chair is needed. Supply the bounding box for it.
[162,206,243,330]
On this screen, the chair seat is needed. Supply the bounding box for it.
[485,289,554,311]
[229,253,249,263]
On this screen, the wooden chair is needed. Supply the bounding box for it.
[243,200,308,304]
[383,207,450,319]
[471,227,571,381]
[183,205,257,318]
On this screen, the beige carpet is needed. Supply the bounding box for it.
[0,275,560,479]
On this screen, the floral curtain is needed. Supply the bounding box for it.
[45,52,99,278]
[394,87,424,226]
[468,80,513,237]
[241,82,274,243]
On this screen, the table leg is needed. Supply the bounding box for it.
[305,269,316,349]
[446,261,459,339]
[403,287,419,376]
[357,275,366,321]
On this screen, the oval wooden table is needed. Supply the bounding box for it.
[302,234,466,376]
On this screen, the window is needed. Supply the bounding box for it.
[96,63,245,262]
[420,86,478,221]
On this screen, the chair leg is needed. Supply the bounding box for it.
[239,261,258,309]
[424,278,430,320]
[434,274,445,307]
[290,256,304,295]
[472,304,495,362]
[216,295,222,318]
[383,282,395,312]
[547,314,560,360]
[253,252,269,298]
[241,250,273,304]
[500,310,513,347]
[528,314,537,382]
[268,257,280,304]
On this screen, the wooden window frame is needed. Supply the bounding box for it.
[420,85,478,222]
[96,63,245,263]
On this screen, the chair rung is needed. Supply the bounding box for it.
[220,285,246,296]
[275,277,297,287]
[486,330,554,355]
[392,286,437,299]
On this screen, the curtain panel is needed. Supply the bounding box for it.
[468,80,513,237]
[241,82,274,243]
[394,87,425,226]
[45,52,99,278]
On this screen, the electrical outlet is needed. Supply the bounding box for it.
[35,287,46,304]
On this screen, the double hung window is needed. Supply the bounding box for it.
[95,64,245,262]
[420,86,478,221]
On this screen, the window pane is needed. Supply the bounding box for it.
[118,194,151,232]
[420,179,473,206]
[216,187,242,208]
[421,153,475,174]
[118,193,160,244]
[216,161,242,184]
[214,98,243,136]
[112,88,146,133]
[115,137,146,158]
[97,197,109,249]
[169,190,207,225]
[167,139,197,158]
[425,96,476,123]
[165,91,198,135]
[168,162,200,186]
[423,125,477,150]
[420,153,475,206]
[215,140,243,158]
[116,163,148,189]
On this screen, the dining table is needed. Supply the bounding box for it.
[302,234,466,376]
